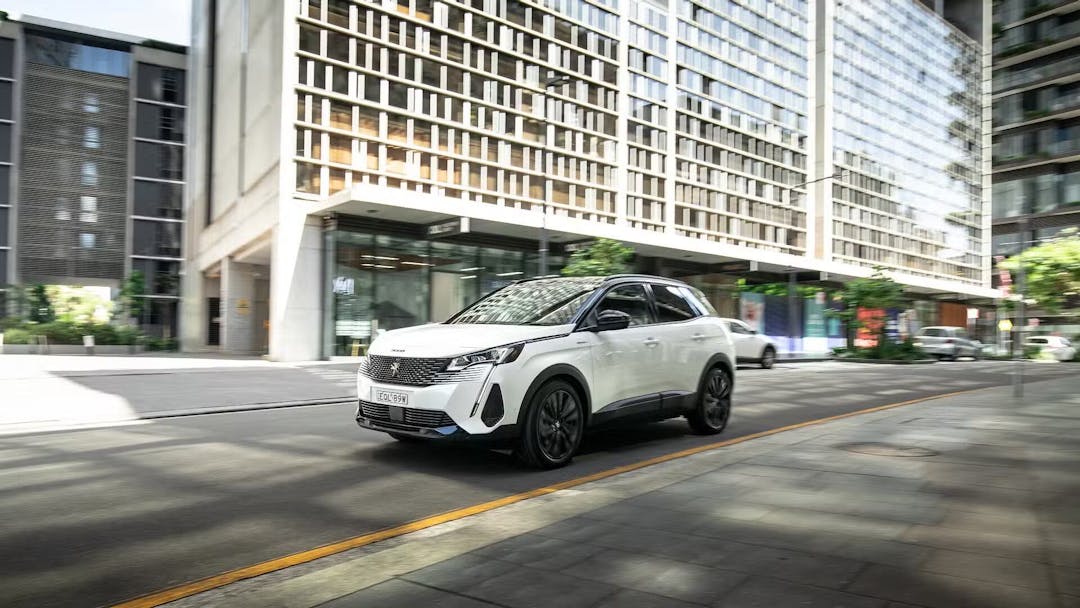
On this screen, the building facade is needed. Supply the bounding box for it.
[991,0,1079,329]
[0,17,186,336]
[184,0,994,361]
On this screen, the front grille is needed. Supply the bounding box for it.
[360,355,487,385]
[359,400,455,428]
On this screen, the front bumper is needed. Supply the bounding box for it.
[355,362,519,440]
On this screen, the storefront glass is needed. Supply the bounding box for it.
[329,227,562,356]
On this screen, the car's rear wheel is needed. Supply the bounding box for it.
[688,367,731,435]
[760,346,776,369]
[515,380,584,469]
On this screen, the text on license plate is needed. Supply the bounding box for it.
[373,389,409,406]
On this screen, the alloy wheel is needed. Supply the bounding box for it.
[703,370,731,429]
[536,389,581,461]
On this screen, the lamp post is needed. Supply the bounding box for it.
[538,75,572,277]
[1013,217,1029,399]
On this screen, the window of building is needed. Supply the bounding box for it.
[133,219,181,257]
[134,179,183,218]
[0,81,11,121]
[84,126,101,149]
[135,141,183,180]
[0,123,9,163]
[84,94,99,113]
[137,63,186,103]
[26,34,130,77]
[81,161,98,186]
[80,195,98,223]
[79,232,96,249]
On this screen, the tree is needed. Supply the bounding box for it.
[27,284,55,323]
[999,231,1080,313]
[117,271,147,324]
[828,268,905,350]
[560,239,634,277]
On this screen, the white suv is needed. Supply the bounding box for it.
[356,275,737,469]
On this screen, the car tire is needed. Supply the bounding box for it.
[387,432,426,443]
[688,367,732,435]
[760,346,776,369]
[515,379,584,470]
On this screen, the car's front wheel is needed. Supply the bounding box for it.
[515,379,584,469]
[688,367,731,435]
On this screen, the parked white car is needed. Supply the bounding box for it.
[1025,336,1076,361]
[719,318,777,368]
[913,326,982,360]
[356,275,737,469]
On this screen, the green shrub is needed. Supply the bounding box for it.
[1023,345,1042,360]
[36,321,83,345]
[143,336,178,351]
[2,327,33,344]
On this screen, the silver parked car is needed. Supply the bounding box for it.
[913,326,982,360]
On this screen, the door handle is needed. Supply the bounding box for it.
[643,338,659,346]
[692,334,707,341]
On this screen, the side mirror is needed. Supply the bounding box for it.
[592,309,632,332]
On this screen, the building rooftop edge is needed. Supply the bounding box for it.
[8,13,187,53]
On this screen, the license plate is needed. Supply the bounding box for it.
[372,388,409,406]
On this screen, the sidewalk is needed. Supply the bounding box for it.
[0,355,360,434]
[164,375,1080,608]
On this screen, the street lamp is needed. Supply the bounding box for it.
[538,75,572,277]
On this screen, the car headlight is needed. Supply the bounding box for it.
[446,343,524,371]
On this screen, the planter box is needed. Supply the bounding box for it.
[0,344,145,355]
[833,357,937,365]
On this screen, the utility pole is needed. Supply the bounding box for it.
[1013,218,1028,399]
[538,75,571,277]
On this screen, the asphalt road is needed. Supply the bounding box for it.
[1,360,1074,608]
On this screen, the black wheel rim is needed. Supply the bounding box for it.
[703,371,731,428]
[537,389,581,461]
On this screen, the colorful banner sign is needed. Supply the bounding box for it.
[739,292,765,333]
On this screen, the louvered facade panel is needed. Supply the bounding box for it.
[17,63,129,282]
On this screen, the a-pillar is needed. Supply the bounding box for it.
[221,257,258,354]
[268,211,322,361]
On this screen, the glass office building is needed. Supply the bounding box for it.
[830,0,984,283]
[185,0,994,360]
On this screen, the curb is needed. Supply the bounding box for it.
[833,358,937,364]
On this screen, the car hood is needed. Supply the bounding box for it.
[367,323,573,358]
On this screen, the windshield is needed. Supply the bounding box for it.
[448,277,603,325]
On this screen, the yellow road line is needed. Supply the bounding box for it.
[111,387,979,608]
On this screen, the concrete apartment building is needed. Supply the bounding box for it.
[183,0,994,361]
[0,16,187,337]
[991,0,1079,332]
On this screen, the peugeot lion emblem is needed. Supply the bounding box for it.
[389,360,401,377]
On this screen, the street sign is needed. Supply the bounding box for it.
[998,319,1012,332]
[715,260,758,273]
[426,217,470,238]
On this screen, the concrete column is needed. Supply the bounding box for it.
[178,267,206,352]
[221,257,257,354]
[268,209,323,361]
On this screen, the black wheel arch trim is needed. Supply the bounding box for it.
[698,352,735,394]
[516,363,592,426]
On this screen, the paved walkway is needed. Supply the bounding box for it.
[165,375,1080,608]
[0,355,359,434]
